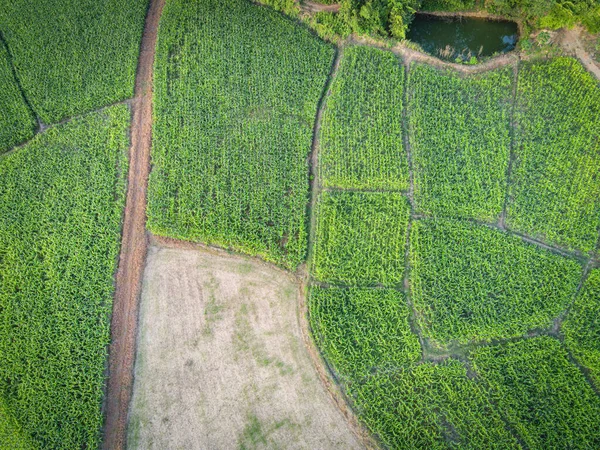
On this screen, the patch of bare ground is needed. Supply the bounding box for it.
[302,1,340,13]
[557,27,600,81]
[127,243,364,450]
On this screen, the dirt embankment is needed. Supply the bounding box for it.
[127,243,363,449]
[103,0,165,448]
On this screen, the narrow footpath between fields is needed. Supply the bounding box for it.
[103,0,165,448]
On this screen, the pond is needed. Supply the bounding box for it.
[406,14,518,62]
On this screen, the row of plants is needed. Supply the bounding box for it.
[0,42,35,153]
[147,0,335,269]
[0,0,148,124]
[408,64,513,222]
[507,57,600,254]
[0,105,130,449]
[319,45,409,190]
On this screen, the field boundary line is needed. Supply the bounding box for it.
[499,57,520,229]
[102,0,165,448]
[306,45,342,274]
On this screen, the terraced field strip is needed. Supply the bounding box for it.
[103,0,164,448]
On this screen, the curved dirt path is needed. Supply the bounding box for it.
[103,0,165,448]
[302,1,340,13]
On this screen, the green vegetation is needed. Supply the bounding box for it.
[350,360,519,449]
[0,106,129,449]
[0,0,148,123]
[306,12,353,42]
[471,336,600,449]
[563,268,600,386]
[312,191,410,286]
[410,218,582,344]
[319,46,408,190]
[148,0,334,269]
[0,400,33,450]
[408,64,512,222]
[256,0,298,16]
[338,0,421,39]
[507,58,600,253]
[309,286,420,379]
[0,42,35,152]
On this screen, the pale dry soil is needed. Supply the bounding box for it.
[127,245,362,450]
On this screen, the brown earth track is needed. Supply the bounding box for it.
[302,1,340,13]
[103,0,165,448]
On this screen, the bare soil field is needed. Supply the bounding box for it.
[127,244,363,449]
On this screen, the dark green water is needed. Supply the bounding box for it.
[407,14,518,61]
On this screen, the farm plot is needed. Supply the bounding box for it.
[318,45,408,190]
[0,0,148,123]
[312,190,410,286]
[409,218,582,344]
[309,286,421,380]
[147,0,334,269]
[507,57,600,253]
[0,105,129,449]
[127,245,362,450]
[471,336,600,449]
[563,268,600,386]
[348,359,519,449]
[0,42,35,152]
[408,64,513,222]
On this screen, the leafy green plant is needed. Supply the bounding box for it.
[471,336,600,449]
[0,42,35,152]
[313,190,410,286]
[319,45,409,190]
[148,0,334,269]
[408,64,512,222]
[410,218,582,344]
[0,0,148,123]
[0,105,129,449]
[507,58,600,253]
[563,268,600,387]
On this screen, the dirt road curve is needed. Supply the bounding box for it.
[103,0,165,448]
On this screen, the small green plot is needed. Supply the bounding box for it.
[312,190,410,286]
[471,336,600,449]
[349,359,519,450]
[319,45,408,190]
[309,286,420,380]
[408,63,512,222]
[410,218,582,344]
[507,57,600,253]
[0,42,35,153]
[563,268,600,386]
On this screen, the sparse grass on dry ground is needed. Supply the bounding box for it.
[0,106,130,449]
[127,245,362,450]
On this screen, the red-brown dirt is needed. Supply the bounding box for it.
[102,0,165,448]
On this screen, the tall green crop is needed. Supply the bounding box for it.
[319,45,409,190]
[0,105,129,449]
[410,218,582,344]
[507,57,600,253]
[408,64,513,222]
[0,42,35,152]
[148,0,334,269]
[0,0,148,124]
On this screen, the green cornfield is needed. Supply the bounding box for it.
[147,0,334,269]
[0,105,129,449]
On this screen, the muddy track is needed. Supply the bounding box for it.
[103,0,164,448]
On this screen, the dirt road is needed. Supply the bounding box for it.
[103,0,165,448]
[127,243,363,449]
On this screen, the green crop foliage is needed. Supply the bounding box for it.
[309,286,421,379]
[0,42,35,153]
[312,190,410,286]
[0,0,148,124]
[563,268,600,386]
[148,0,334,269]
[0,400,33,450]
[410,218,582,344]
[408,64,512,222]
[507,58,600,253]
[0,105,129,449]
[319,46,408,190]
[349,360,520,449]
[471,336,600,449]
